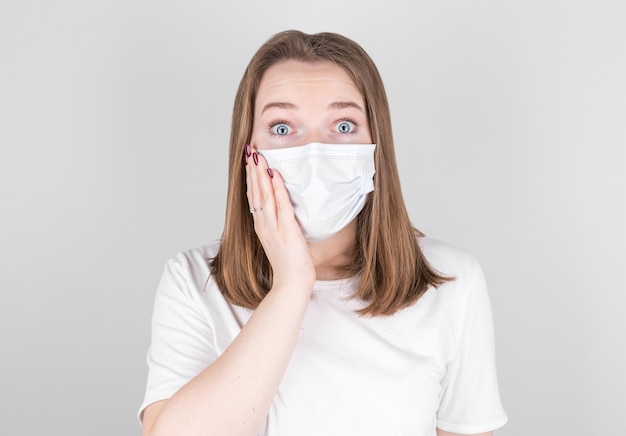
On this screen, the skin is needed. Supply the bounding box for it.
[250,60,373,279]
[141,60,493,436]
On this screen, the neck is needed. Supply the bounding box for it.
[307,220,357,281]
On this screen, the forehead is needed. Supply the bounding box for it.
[255,60,363,106]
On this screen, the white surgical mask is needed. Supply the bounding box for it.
[258,142,376,242]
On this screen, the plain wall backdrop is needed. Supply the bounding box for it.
[1,1,624,435]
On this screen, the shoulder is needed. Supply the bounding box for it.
[416,236,490,326]
[157,240,222,299]
[165,240,221,274]
[417,236,483,282]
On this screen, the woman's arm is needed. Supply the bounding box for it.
[437,430,492,436]
[143,280,313,436]
[142,150,316,436]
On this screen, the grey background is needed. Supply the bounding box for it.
[1,1,624,435]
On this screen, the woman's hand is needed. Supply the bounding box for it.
[245,144,316,290]
[144,145,317,436]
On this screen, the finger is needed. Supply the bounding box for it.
[252,148,274,200]
[245,146,264,216]
[245,148,256,210]
[270,169,296,222]
[248,147,276,223]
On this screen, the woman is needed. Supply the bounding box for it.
[140,30,507,436]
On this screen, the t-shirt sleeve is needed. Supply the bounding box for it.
[436,260,508,433]
[138,253,217,422]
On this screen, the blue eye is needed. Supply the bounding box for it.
[271,123,291,136]
[336,121,355,134]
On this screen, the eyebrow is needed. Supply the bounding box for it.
[261,101,364,114]
[328,101,364,112]
[261,102,297,114]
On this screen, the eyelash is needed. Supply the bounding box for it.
[268,120,292,137]
[267,118,359,137]
[335,119,358,134]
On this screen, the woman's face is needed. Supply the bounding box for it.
[250,60,372,150]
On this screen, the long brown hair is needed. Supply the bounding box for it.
[210,30,450,316]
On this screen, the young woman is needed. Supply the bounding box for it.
[140,30,507,436]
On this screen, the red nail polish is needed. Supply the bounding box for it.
[245,144,251,157]
[267,168,274,178]
[243,152,248,166]
[253,152,258,166]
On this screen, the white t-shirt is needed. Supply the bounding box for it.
[139,237,507,435]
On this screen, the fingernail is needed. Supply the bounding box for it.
[245,144,251,157]
[253,152,258,166]
[267,167,274,178]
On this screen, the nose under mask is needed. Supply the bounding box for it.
[258,142,376,242]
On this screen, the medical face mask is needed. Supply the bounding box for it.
[258,142,376,242]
